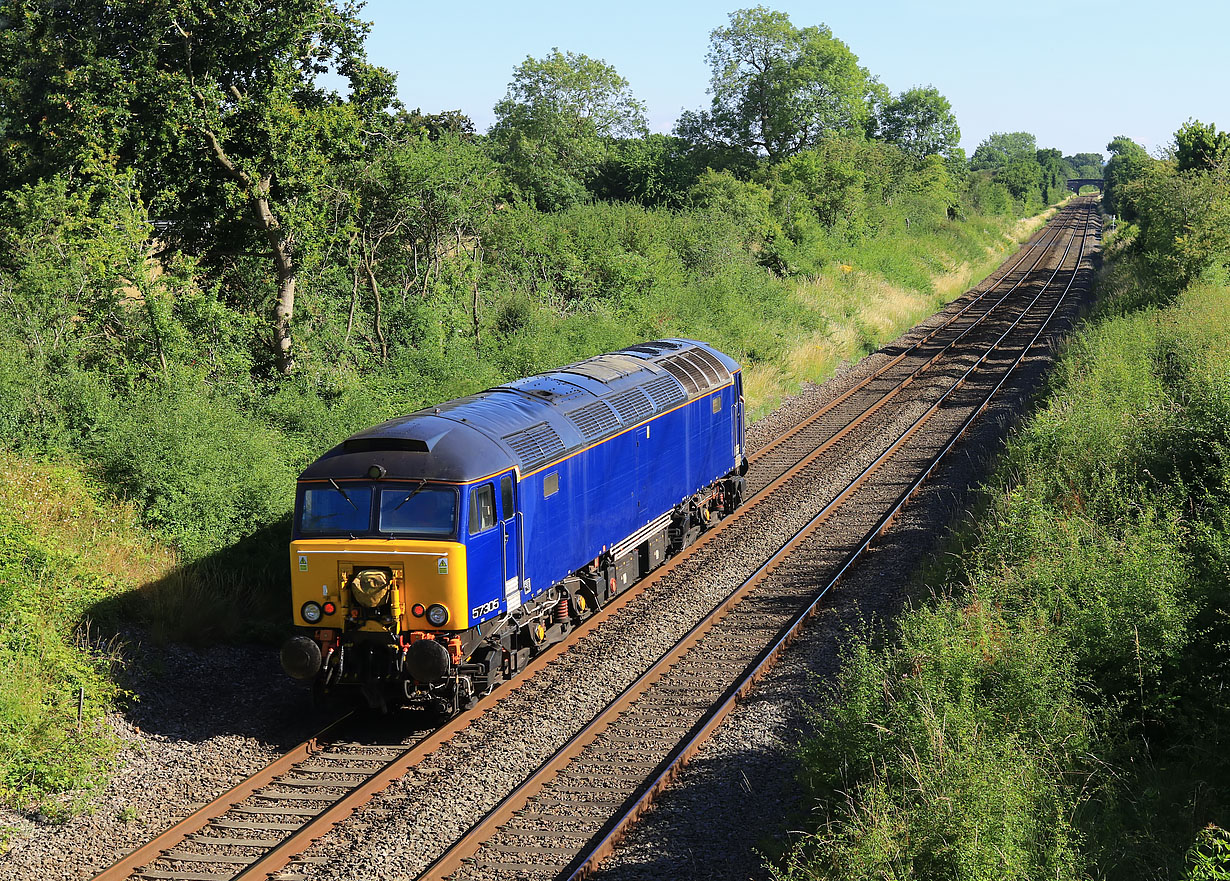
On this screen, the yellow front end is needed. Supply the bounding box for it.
[290,538,468,633]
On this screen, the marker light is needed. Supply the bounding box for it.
[322,601,336,616]
[426,604,449,627]
[301,602,323,624]
[411,603,426,617]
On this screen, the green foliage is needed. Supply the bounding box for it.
[1103,135,1152,218]
[319,131,501,363]
[0,0,399,374]
[590,134,702,207]
[1175,119,1230,173]
[965,131,1083,213]
[1110,130,1230,291]
[1186,827,1230,881]
[91,371,296,559]
[1066,151,1106,180]
[490,48,647,209]
[878,86,961,161]
[776,606,1087,881]
[0,174,166,376]
[776,158,1230,879]
[970,131,1038,171]
[961,170,1015,216]
[679,6,876,161]
[0,461,135,813]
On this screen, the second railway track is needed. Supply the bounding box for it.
[91,198,1101,881]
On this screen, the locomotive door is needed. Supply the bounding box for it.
[733,374,745,461]
[732,396,742,461]
[499,473,523,612]
[634,425,650,512]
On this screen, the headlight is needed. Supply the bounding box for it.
[301,601,323,624]
[426,604,449,627]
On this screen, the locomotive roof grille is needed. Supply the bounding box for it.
[658,350,731,395]
[566,401,620,441]
[689,347,731,383]
[642,375,687,410]
[502,422,567,471]
[659,354,704,395]
[609,387,654,424]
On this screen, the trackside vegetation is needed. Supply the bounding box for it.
[0,3,1095,815]
[773,121,1230,880]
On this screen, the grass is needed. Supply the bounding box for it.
[0,453,179,815]
[772,222,1230,880]
[0,457,285,820]
[740,207,1054,419]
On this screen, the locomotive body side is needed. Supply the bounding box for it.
[281,340,747,712]
[515,377,741,606]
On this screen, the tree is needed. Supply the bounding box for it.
[679,6,876,161]
[1128,160,1230,288]
[879,86,961,161]
[970,132,1037,172]
[328,133,500,357]
[1103,135,1152,218]
[1064,152,1105,180]
[590,134,703,207]
[399,109,477,141]
[490,49,647,210]
[0,0,398,375]
[1175,119,1230,173]
[1035,148,1068,203]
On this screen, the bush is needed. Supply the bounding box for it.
[90,369,296,560]
[777,240,1230,880]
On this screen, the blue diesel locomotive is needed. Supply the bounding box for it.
[280,340,747,711]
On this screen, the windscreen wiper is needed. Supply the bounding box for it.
[393,479,428,510]
[328,478,359,512]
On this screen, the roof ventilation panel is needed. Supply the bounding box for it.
[660,354,705,395]
[608,388,654,425]
[642,375,687,411]
[503,422,567,471]
[567,401,620,441]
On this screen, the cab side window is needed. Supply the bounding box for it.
[468,484,496,535]
[500,475,515,519]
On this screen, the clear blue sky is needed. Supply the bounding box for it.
[359,0,1228,159]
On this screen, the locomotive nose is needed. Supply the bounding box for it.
[280,635,322,680]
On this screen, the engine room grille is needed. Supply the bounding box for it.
[566,401,620,441]
[642,375,687,410]
[608,388,653,425]
[503,422,567,471]
[659,351,730,395]
[659,354,705,395]
[689,347,731,384]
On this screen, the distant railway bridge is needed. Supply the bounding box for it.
[1067,178,1103,193]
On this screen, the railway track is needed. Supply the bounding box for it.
[91,198,1099,881]
[413,199,1098,881]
